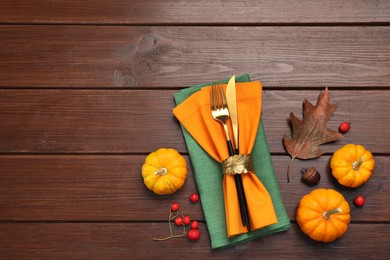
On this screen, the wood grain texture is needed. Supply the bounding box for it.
[0,155,387,221]
[1,26,389,88]
[1,1,389,258]
[0,90,388,154]
[0,223,389,259]
[1,0,389,24]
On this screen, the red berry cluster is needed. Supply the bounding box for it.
[153,194,201,242]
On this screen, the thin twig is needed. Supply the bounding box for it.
[153,210,186,241]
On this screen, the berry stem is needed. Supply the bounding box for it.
[153,209,186,241]
[153,233,186,241]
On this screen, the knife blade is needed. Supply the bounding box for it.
[226,75,239,154]
[225,75,251,231]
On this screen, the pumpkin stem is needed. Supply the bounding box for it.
[154,167,168,176]
[322,208,342,220]
[352,157,364,170]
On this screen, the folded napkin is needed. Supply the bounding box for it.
[174,80,277,236]
[173,74,290,249]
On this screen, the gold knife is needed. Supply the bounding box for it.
[226,75,239,154]
[226,75,251,231]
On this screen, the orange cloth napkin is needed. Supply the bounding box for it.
[173,81,277,237]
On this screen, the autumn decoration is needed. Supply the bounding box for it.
[301,167,321,186]
[330,144,375,188]
[353,195,366,207]
[296,189,350,242]
[153,202,201,241]
[142,148,187,195]
[283,88,343,182]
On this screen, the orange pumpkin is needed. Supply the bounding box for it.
[142,148,187,195]
[330,144,375,188]
[296,189,350,242]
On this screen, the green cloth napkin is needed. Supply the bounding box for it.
[173,74,290,249]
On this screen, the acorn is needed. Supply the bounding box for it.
[301,167,321,186]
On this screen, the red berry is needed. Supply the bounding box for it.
[353,195,365,207]
[182,215,191,225]
[191,221,199,229]
[170,202,180,212]
[189,193,199,203]
[339,122,351,133]
[188,228,201,241]
[174,216,183,226]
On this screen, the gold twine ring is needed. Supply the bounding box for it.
[221,154,254,175]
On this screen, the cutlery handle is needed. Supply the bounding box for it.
[226,141,235,156]
[234,175,251,232]
[234,147,251,231]
[226,140,251,232]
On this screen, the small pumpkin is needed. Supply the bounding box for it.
[142,148,187,195]
[297,189,350,242]
[330,144,375,188]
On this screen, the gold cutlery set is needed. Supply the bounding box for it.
[210,76,251,231]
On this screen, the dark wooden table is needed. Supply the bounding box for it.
[1,1,389,259]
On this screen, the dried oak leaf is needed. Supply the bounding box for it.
[283,87,342,182]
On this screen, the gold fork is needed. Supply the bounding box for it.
[210,81,234,155]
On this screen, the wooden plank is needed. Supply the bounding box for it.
[1,26,389,88]
[0,223,388,259]
[0,90,389,154]
[1,0,389,24]
[0,155,387,221]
